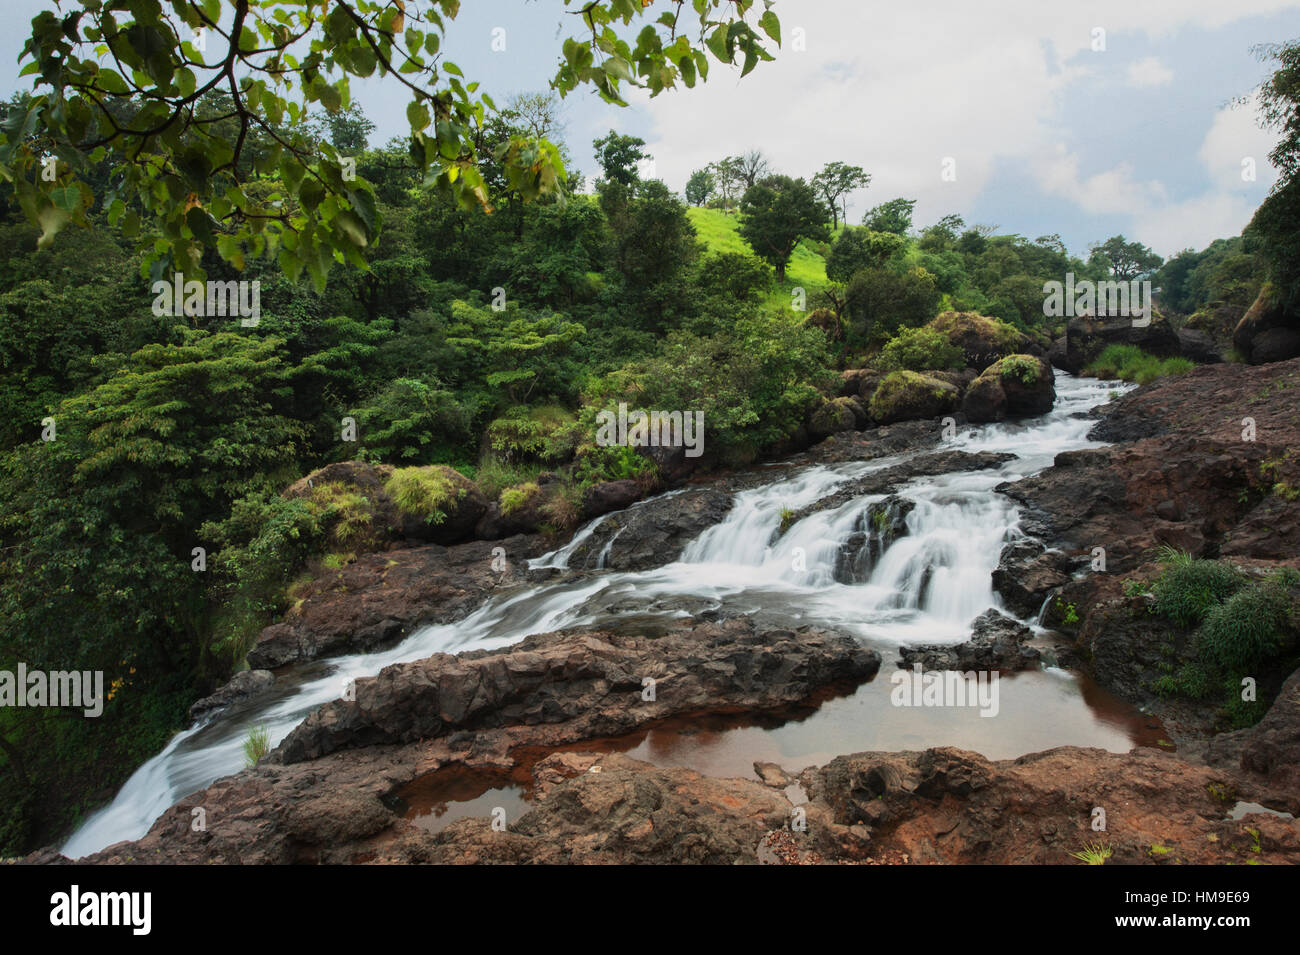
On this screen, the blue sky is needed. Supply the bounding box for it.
[4,1,1300,258]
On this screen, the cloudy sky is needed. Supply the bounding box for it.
[5,0,1300,258]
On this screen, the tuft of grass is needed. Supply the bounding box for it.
[1150,549,1246,628]
[1069,841,1113,865]
[384,466,460,526]
[243,724,271,768]
[1084,344,1196,385]
[499,482,540,517]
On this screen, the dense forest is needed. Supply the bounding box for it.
[0,0,1297,857]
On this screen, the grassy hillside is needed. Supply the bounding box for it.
[687,207,830,308]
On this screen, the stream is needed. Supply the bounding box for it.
[63,371,1156,857]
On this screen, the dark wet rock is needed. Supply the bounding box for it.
[833,497,915,583]
[1058,309,1181,375]
[1202,667,1300,815]
[990,540,1073,618]
[1234,285,1300,365]
[568,488,733,571]
[278,616,881,763]
[189,670,275,723]
[898,609,1041,671]
[248,534,548,668]
[581,479,642,519]
[1177,328,1222,364]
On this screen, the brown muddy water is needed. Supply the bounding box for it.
[396,667,1168,834]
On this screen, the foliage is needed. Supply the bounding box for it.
[1196,577,1294,671]
[862,198,917,235]
[384,466,461,527]
[1150,550,1246,628]
[738,175,830,282]
[1083,345,1196,385]
[875,327,964,372]
[845,266,941,345]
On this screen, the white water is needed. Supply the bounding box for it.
[62,372,1130,858]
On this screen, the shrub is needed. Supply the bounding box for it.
[1150,550,1245,627]
[473,455,541,500]
[485,405,578,464]
[998,354,1042,386]
[499,482,540,517]
[875,327,964,373]
[1196,580,1293,671]
[384,467,460,526]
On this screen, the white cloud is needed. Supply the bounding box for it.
[633,0,1297,238]
[1126,57,1174,87]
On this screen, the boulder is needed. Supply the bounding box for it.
[898,609,1041,671]
[387,465,489,545]
[963,355,1055,422]
[868,371,960,424]
[188,670,275,723]
[1176,327,1223,364]
[1234,285,1300,364]
[924,311,1030,371]
[1059,308,1181,375]
[581,479,642,519]
[808,396,860,438]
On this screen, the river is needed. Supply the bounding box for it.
[64,371,1154,857]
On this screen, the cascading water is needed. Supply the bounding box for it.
[63,371,1134,858]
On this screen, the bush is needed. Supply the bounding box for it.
[844,265,941,345]
[875,327,964,373]
[485,405,578,464]
[998,354,1043,386]
[1150,550,1246,627]
[1197,579,1293,671]
[384,466,461,526]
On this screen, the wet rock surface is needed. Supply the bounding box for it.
[993,358,1300,717]
[247,534,550,669]
[898,609,1041,672]
[53,615,881,865]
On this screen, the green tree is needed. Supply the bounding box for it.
[1249,39,1300,309]
[685,168,715,206]
[3,0,780,285]
[811,161,870,229]
[738,175,830,282]
[1088,235,1164,281]
[593,130,649,188]
[862,198,917,235]
[826,227,905,282]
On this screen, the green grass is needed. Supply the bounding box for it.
[1083,344,1196,385]
[1150,548,1246,628]
[243,724,271,768]
[1069,841,1113,865]
[687,207,829,309]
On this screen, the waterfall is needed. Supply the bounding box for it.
[62,371,1133,858]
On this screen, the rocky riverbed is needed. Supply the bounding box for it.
[36,359,1300,865]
